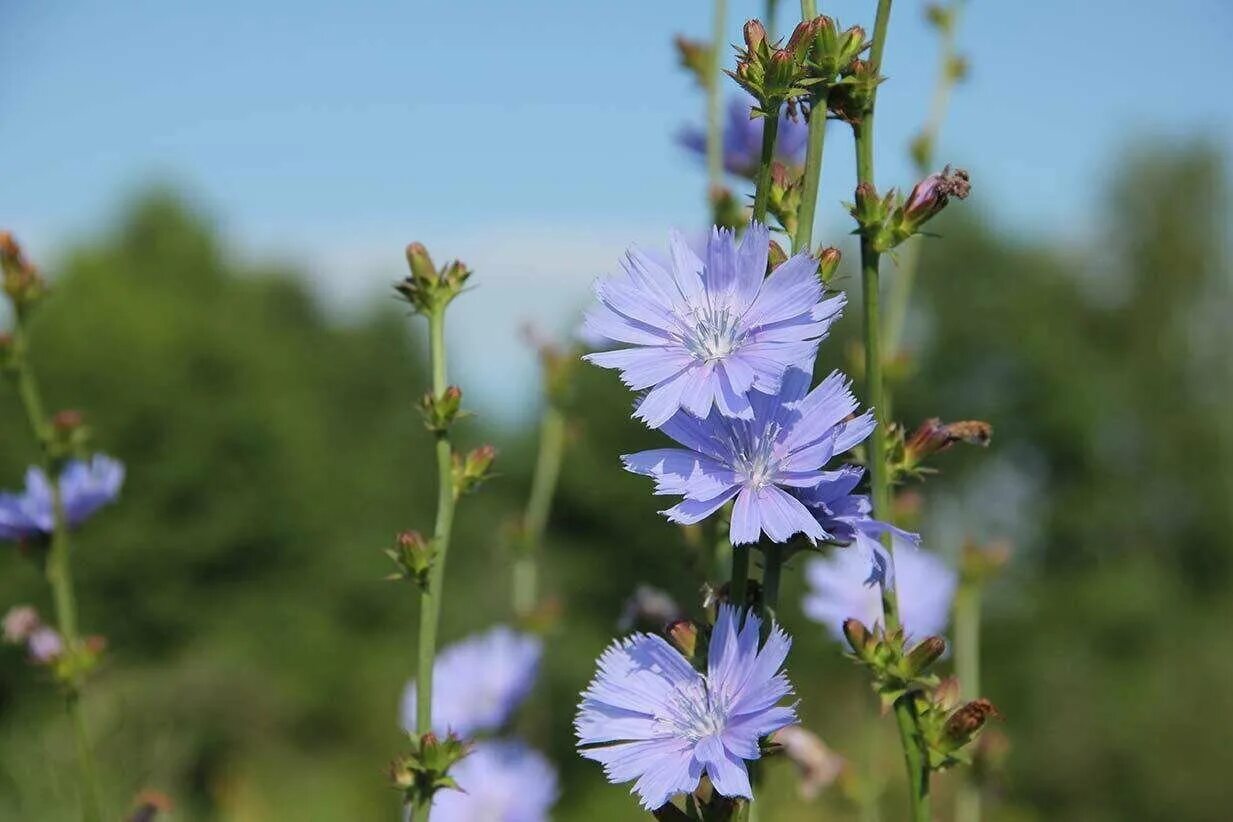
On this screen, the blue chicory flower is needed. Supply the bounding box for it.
[584,222,844,428]
[576,604,797,810]
[803,538,957,642]
[401,626,542,738]
[679,95,810,177]
[792,465,921,586]
[622,367,874,545]
[0,456,125,542]
[431,740,558,822]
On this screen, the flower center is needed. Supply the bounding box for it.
[683,303,744,363]
[732,423,783,488]
[659,679,731,743]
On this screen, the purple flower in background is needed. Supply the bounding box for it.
[26,626,64,664]
[576,605,797,810]
[431,740,558,822]
[623,368,874,545]
[793,466,921,586]
[679,96,810,177]
[803,540,957,642]
[401,626,542,737]
[584,222,844,428]
[0,456,125,542]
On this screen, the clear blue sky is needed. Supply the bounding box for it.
[3,0,1231,420]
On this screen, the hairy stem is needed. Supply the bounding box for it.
[954,578,983,822]
[707,0,728,194]
[853,1,932,819]
[415,310,458,822]
[513,405,566,618]
[10,323,103,822]
[751,112,780,224]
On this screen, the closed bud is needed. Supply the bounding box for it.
[0,231,47,311]
[453,445,497,497]
[420,385,464,432]
[767,240,789,273]
[666,620,699,659]
[933,676,962,712]
[405,242,436,283]
[943,699,1002,747]
[842,618,874,658]
[743,19,768,52]
[903,417,992,469]
[52,409,85,434]
[902,166,972,226]
[386,530,435,587]
[127,790,174,822]
[3,605,41,643]
[817,247,841,282]
[906,636,947,674]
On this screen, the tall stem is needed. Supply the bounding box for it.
[729,542,749,615]
[792,2,828,254]
[706,0,728,195]
[513,405,566,618]
[853,1,932,819]
[415,310,458,821]
[765,0,780,38]
[760,544,783,626]
[751,113,780,224]
[10,322,103,822]
[954,579,982,822]
[883,0,965,357]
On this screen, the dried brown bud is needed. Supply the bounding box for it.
[904,417,992,466]
[842,618,873,657]
[52,409,85,433]
[944,699,1002,745]
[905,635,947,674]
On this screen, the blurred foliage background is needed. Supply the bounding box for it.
[1,139,1230,822]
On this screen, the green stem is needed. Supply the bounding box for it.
[792,0,826,254]
[706,0,728,195]
[513,405,566,618]
[853,1,932,819]
[792,89,830,253]
[883,0,965,357]
[765,0,779,38]
[729,541,749,615]
[760,544,783,627]
[9,323,103,822]
[751,112,780,224]
[415,309,458,822]
[954,579,982,822]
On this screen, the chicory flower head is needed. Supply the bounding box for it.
[584,222,844,428]
[576,605,797,810]
[0,456,125,542]
[679,95,810,177]
[401,626,542,738]
[623,367,874,545]
[803,539,957,643]
[431,740,558,822]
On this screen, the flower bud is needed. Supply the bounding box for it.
[943,699,1002,748]
[932,676,962,712]
[453,445,497,497]
[905,636,947,675]
[842,618,874,659]
[0,231,47,311]
[767,240,789,273]
[902,166,972,225]
[420,385,463,432]
[3,605,41,643]
[386,530,436,587]
[902,417,992,471]
[666,619,699,659]
[817,247,841,283]
[390,730,472,806]
[743,19,768,52]
[396,244,471,315]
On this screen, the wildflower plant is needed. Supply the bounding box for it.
[0,232,114,820]
[575,1,999,818]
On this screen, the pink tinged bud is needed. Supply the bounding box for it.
[3,605,41,643]
[842,618,873,657]
[905,635,947,675]
[27,626,63,664]
[405,242,436,282]
[666,620,699,659]
[743,19,767,52]
[52,409,85,433]
[818,247,841,280]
